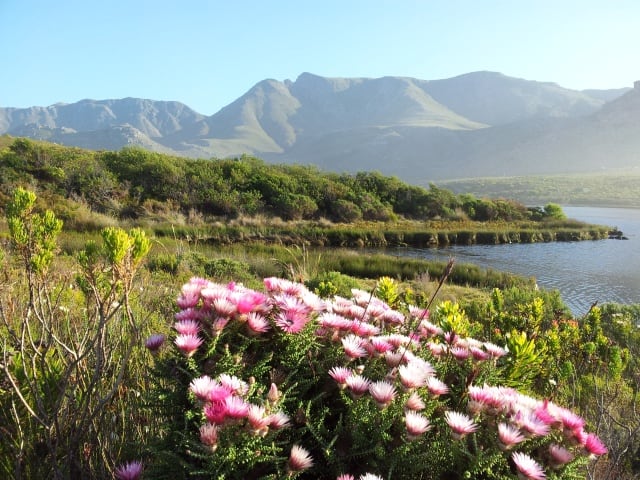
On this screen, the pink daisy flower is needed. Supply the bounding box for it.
[548,444,574,468]
[342,334,368,359]
[470,346,491,361]
[189,375,218,401]
[336,475,355,480]
[174,307,202,322]
[247,404,270,434]
[275,311,308,334]
[223,395,249,419]
[174,319,201,335]
[398,363,429,390]
[426,376,449,396]
[450,346,471,361]
[370,337,394,354]
[369,380,397,408]
[405,391,426,411]
[497,422,526,450]
[114,460,143,480]
[483,342,507,358]
[515,412,551,438]
[213,298,237,317]
[405,411,432,439]
[319,312,352,330]
[512,451,546,480]
[329,366,352,387]
[288,445,314,472]
[246,312,270,334]
[359,474,384,480]
[351,321,380,337]
[199,423,219,451]
[345,375,371,398]
[204,401,228,425]
[583,433,608,456]
[267,410,291,429]
[174,333,203,357]
[177,284,201,309]
[445,411,478,440]
[218,374,249,396]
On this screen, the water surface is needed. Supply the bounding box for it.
[392,206,640,315]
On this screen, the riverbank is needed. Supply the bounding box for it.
[152,218,612,248]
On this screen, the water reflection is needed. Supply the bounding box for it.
[392,206,640,315]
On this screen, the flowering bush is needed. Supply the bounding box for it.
[145,276,607,479]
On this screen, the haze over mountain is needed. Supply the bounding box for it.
[1,71,637,182]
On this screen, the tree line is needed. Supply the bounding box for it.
[0,137,564,223]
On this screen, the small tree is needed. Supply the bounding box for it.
[1,188,150,478]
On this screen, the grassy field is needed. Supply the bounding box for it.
[439,171,640,207]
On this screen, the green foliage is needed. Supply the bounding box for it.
[2,138,601,230]
[306,271,361,298]
[5,187,63,276]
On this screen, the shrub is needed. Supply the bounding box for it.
[144,276,607,479]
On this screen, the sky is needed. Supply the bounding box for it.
[1,0,639,115]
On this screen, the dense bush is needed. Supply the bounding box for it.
[0,138,579,226]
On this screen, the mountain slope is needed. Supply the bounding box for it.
[0,73,636,181]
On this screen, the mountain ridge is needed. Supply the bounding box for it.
[1,72,636,182]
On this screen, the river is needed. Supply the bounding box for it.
[390,206,640,315]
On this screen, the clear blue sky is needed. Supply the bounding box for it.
[1,0,638,115]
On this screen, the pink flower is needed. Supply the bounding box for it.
[450,346,470,361]
[405,411,432,439]
[267,411,291,429]
[426,376,449,396]
[144,333,165,352]
[512,451,546,480]
[174,333,203,357]
[345,375,371,398]
[213,298,237,317]
[558,407,586,432]
[514,412,551,438]
[405,391,426,411]
[359,475,384,480]
[288,444,314,472]
[370,337,394,354]
[497,422,525,450]
[342,334,368,359]
[218,374,249,396]
[177,284,201,309]
[398,363,429,389]
[224,395,249,419]
[444,411,478,440]
[246,312,270,334]
[174,319,201,335]
[247,404,270,434]
[329,366,352,387]
[351,321,380,337]
[319,312,352,330]
[583,433,608,456]
[369,380,396,408]
[114,460,143,480]
[548,444,574,468]
[204,401,227,425]
[275,311,308,333]
[470,346,490,361]
[174,307,203,322]
[483,342,507,358]
[199,423,219,451]
[336,475,355,480]
[189,375,218,402]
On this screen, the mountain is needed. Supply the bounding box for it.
[0,72,636,182]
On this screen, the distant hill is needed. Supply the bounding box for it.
[1,72,636,182]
